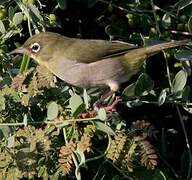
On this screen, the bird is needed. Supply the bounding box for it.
[11,32,190,95]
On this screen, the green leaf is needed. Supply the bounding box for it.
[38,166,45,177]
[0,94,5,111]
[7,136,15,148]
[94,121,115,136]
[56,0,67,10]
[97,108,107,121]
[19,54,30,74]
[75,149,84,180]
[69,95,83,110]
[83,88,90,109]
[162,13,171,28]
[172,70,187,93]
[50,174,59,180]
[182,86,191,101]
[69,94,85,117]
[188,16,192,32]
[174,50,192,61]
[28,4,43,21]
[23,114,28,127]
[126,99,143,108]
[0,125,12,140]
[174,0,192,10]
[122,83,136,97]
[47,101,59,120]
[0,20,6,33]
[135,73,154,96]
[158,89,167,106]
[75,149,86,166]
[4,30,19,39]
[183,106,192,113]
[8,6,15,20]
[12,12,23,26]
[152,169,167,180]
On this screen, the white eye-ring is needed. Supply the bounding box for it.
[30,42,41,53]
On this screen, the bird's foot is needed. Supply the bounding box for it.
[94,96,121,111]
[103,96,121,112]
[79,96,121,119]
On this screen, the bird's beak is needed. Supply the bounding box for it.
[10,46,29,55]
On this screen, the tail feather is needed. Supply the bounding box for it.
[146,39,190,57]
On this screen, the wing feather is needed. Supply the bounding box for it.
[59,37,138,63]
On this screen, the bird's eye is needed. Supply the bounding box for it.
[30,43,40,53]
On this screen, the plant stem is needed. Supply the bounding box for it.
[176,105,192,180]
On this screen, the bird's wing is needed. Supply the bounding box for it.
[62,38,138,63]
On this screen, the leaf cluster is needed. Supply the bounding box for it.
[0,0,192,180]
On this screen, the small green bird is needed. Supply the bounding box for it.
[11,32,189,93]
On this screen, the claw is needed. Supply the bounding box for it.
[104,96,122,112]
[79,96,121,119]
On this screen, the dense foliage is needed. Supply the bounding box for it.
[0,0,192,179]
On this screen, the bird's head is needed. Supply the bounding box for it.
[10,32,61,64]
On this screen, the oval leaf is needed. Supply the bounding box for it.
[0,125,12,140]
[97,108,107,121]
[122,83,136,98]
[183,106,192,114]
[158,89,167,106]
[188,16,192,32]
[162,13,171,28]
[174,50,192,61]
[13,12,23,26]
[182,86,191,101]
[29,4,43,21]
[69,94,85,117]
[0,20,6,33]
[94,121,115,136]
[23,114,28,127]
[8,6,15,20]
[7,136,15,148]
[174,0,192,10]
[172,70,187,93]
[0,94,5,111]
[56,0,67,10]
[135,73,154,96]
[47,101,58,120]
[83,89,90,109]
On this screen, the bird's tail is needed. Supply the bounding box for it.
[145,39,190,57]
[122,39,190,74]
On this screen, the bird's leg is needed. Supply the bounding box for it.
[79,96,121,119]
[94,90,121,112]
[94,80,121,110]
[93,89,114,109]
[80,82,121,118]
[102,95,121,112]
[94,80,121,111]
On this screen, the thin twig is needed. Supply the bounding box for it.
[63,126,81,180]
[171,30,192,36]
[150,0,161,36]
[176,105,192,180]
[0,117,98,126]
[163,51,173,91]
